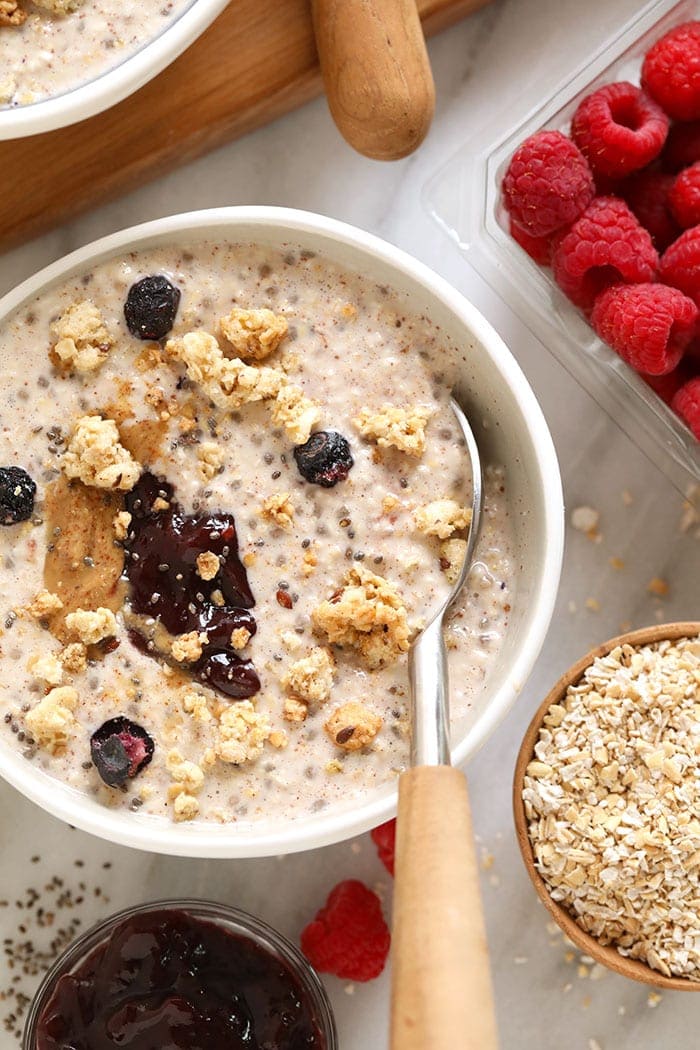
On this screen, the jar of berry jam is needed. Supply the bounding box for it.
[23,899,337,1050]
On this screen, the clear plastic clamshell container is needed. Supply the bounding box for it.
[425,0,700,495]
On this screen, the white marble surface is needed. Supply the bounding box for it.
[1,0,699,1047]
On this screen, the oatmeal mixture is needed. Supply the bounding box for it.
[0,0,193,108]
[0,242,515,826]
[524,636,700,980]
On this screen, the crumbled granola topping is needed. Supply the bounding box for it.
[0,1,26,27]
[282,646,335,705]
[261,492,294,529]
[59,642,87,675]
[165,331,283,409]
[64,607,117,646]
[230,627,251,651]
[50,301,113,374]
[166,748,205,794]
[62,416,141,491]
[353,403,432,456]
[523,636,700,980]
[26,590,63,620]
[181,688,213,722]
[215,701,271,765]
[414,499,471,539]
[171,630,206,664]
[324,701,382,751]
[283,696,308,723]
[270,384,321,445]
[219,307,288,361]
[197,441,224,481]
[196,551,220,581]
[33,0,82,11]
[27,651,64,686]
[113,510,132,541]
[25,686,78,753]
[439,538,467,585]
[312,565,410,670]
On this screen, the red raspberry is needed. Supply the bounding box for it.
[669,162,700,228]
[552,197,659,310]
[642,22,700,121]
[662,121,700,172]
[502,130,595,238]
[370,819,396,876]
[509,217,553,264]
[571,82,669,178]
[591,283,697,375]
[660,225,700,304]
[621,171,679,251]
[671,377,700,438]
[644,365,692,405]
[300,879,390,982]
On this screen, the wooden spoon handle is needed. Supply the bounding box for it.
[390,766,499,1050]
[311,0,435,160]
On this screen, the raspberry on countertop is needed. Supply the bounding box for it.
[300,879,391,981]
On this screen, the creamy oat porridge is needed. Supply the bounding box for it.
[0,0,193,108]
[0,242,516,826]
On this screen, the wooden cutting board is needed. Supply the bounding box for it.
[0,0,489,252]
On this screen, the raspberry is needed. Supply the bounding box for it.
[370,819,396,876]
[669,162,700,228]
[508,218,552,265]
[662,121,700,172]
[300,879,390,982]
[591,283,697,376]
[671,377,700,438]
[643,22,700,121]
[660,225,700,304]
[502,130,595,238]
[571,82,669,178]
[644,365,692,405]
[552,197,659,310]
[621,170,679,250]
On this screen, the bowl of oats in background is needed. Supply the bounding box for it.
[0,206,563,858]
[0,0,230,139]
[515,621,700,989]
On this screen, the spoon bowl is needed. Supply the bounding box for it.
[513,621,700,991]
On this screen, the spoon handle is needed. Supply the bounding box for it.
[311,0,435,160]
[390,766,499,1050]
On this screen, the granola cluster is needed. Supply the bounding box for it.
[524,636,700,980]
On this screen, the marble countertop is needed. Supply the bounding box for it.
[1,1,699,1047]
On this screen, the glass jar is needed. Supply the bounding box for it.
[23,898,338,1050]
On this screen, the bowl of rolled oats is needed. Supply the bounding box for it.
[0,206,563,857]
[0,0,230,139]
[515,621,700,989]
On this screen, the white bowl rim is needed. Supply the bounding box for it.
[0,205,564,856]
[0,0,230,140]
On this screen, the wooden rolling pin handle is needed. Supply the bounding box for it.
[311,0,435,160]
[390,766,499,1050]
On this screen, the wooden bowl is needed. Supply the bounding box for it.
[513,621,700,991]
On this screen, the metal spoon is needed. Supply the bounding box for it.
[390,398,500,1050]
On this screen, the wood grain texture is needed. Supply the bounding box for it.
[0,0,489,252]
[391,766,500,1050]
[513,621,700,992]
[312,0,435,160]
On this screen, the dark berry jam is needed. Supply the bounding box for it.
[35,908,328,1050]
[123,473,260,699]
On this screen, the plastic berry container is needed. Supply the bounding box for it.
[425,0,700,494]
[23,898,338,1049]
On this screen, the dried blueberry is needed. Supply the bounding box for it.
[0,466,36,526]
[90,716,154,788]
[124,275,181,341]
[293,431,354,487]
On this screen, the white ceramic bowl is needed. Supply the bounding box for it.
[0,207,564,856]
[0,0,229,140]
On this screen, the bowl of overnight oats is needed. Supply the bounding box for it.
[0,0,229,138]
[0,206,563,857]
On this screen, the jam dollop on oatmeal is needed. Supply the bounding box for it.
[124,472,260,700]
[0,241,516,826]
